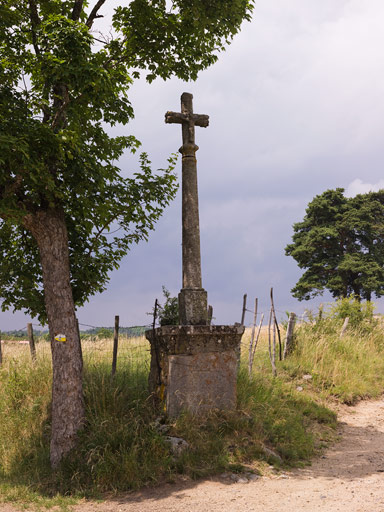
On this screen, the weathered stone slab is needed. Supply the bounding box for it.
[146,324,244,416]
[167,351,237,416]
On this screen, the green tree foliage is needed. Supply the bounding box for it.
[285,188,384,302]
[0,0,254,322]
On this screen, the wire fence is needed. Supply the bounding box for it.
[0,292,310,373]
[0,320,153,379]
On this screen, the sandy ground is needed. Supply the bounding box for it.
[2,397,384,512]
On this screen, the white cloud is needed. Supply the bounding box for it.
[188,0,384,174]
[345,179,384,197]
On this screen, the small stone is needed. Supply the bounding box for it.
[152,417,171,434]
[246,474,260,481]
[236,478,249,484]
[262,445,283,464]
[303,374,312,380]
[277,474,289,479]
[296,386,303,392]
[158,424,170,434]
[166,436,189,456]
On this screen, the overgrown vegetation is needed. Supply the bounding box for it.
[155,286,179,326]
[280,302,384,404]
[1,302,384,508]
[328,295,375,327]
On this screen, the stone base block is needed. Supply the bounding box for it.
[167,351,237,416]
[145,325,244,417]
[178,288,208,325]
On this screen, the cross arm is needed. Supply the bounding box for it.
[193,114,209,127]
[165,112,209,127]
[165,111,186,125]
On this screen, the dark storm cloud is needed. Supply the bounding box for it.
[4,1,384,328]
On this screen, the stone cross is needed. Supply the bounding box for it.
[165,92,209,325]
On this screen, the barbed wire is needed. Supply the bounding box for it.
[244,308,290,316]
[4,308,308,335]
[1,323,153,336]
[7,325,30,333]
[78,322,98,329]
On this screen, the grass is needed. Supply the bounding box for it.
[279,317,384,404]
[1,315,384,509]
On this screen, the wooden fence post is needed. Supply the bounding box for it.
[76,319,83,366]
[270,287,282,361]
[317,303,324,323]
[250,312,264,375]
[27,323,36,361]
[340,317,349,338]
[283,312,297,359]
[272,315,277,376]
[248,298,258,377]
[237,294,248,370]
[111,315,120,377]
[241,293,247,325]
[268,306,277,376]
[207,305,213,325]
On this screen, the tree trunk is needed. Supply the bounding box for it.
[351,283,361,301]
[24,208,85,468]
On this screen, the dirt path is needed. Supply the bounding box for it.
[3,398,384,512]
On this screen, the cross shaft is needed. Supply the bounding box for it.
[165,92,209,325]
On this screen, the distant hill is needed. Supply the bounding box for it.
[81,326,149,338]
[1,325,150,340]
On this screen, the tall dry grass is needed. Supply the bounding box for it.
[4,315,381,505]
[281,319,384,403]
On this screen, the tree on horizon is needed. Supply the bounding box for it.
[286,188,384,302]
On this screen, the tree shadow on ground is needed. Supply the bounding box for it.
[97,419,384,508]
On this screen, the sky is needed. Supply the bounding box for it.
[3,0,384,330]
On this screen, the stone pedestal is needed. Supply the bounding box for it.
[146,325,244,417]
[178,288,208,325]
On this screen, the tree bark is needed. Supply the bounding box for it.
[24,208,84,468]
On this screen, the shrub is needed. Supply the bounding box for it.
[157,286,179,326]
[329,296,375,327]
